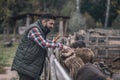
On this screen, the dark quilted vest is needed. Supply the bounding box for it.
[12,20,50,78]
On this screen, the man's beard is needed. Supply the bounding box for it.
[45,26,53,29]
[44,26,51,34]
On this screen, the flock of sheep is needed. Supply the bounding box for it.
[54,36,113,80]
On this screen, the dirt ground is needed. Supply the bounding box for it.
[0,67,18,80]
[0,67,46,80]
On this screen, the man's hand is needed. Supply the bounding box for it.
[53,34,61,42]
[63,45,71,50]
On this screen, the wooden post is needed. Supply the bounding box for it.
[59,18,64,36]
[105,36,109,57]
[26,15,30,27]
[13,20,17,39]
[64,20,68,35]
[3,27,7,41]
[6,25,10,41]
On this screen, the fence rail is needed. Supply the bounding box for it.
[44,48,72,80]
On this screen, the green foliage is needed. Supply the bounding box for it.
[81,0,120,27]
[68,12,86,32]
[61,1,75,16]
[0,0,14,22]
[0,0,120,33]
[84,12,96,29]
[112,14,120,29]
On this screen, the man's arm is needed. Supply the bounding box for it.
[28,27,63,49]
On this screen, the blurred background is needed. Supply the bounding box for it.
[0,0,120,80]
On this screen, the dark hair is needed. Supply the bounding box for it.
[41,13,56,20]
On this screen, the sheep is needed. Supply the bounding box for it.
[60,48,85,80]
[60,48,112,80]
[76,63,112,80]
[74,48,95,63]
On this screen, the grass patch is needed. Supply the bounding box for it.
[0,42,18,74]
[0,34,20,73]
[0,66,6,74]
[0,42,18,67]
[0,34,22,41]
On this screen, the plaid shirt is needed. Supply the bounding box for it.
[28,27,63,49]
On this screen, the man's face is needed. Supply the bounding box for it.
[43,19,55,29]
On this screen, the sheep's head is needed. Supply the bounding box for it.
[61,48,75,60]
